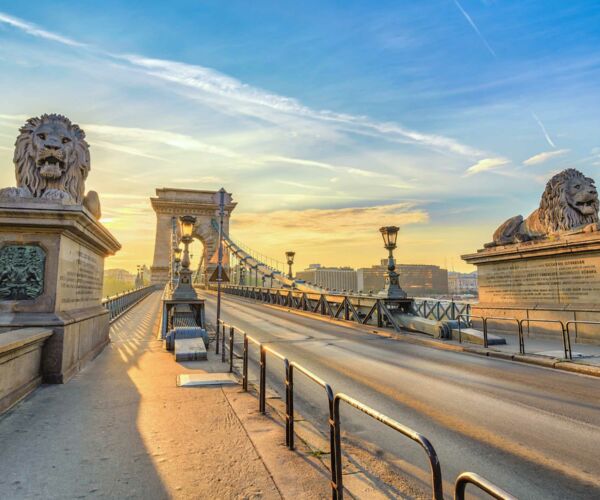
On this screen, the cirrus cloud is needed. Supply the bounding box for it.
[523,149,569,166]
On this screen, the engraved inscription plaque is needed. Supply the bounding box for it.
[0,245,45,300]
[478,255,600,305]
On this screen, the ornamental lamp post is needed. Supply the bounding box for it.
[172,247,182,289]
[285,251,295,280]
[172,215,198,300]
[378,226,407,299]
[135,265,142,288]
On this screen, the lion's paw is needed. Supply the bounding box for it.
[582,222,600,233]
[0,186,33,198]
[42,189,75,203]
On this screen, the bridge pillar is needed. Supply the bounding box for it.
[150,188,236,284]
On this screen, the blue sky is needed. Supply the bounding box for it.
[1,1,599,272]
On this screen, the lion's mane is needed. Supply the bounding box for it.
[13,114,90,204]
[538,168,599,232]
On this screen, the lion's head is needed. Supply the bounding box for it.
[539,168,599,232]
[14,114,90,204]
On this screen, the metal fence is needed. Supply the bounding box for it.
[217,319,513,500]
[102,285,157,322]
[413,298,471,321]
[219,284,410,330]
[457,314,600,360]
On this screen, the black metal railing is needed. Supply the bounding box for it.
[218,284,413,331]
[413,298,471,321]
[457,314,585,360]
[102,284,157,322]
[455,472,517,500]
[217,319,513,500]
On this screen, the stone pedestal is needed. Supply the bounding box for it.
[0,199,121,383]
[463,232,600,343]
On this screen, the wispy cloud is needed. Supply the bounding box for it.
[82,123,242,158]
[0,11,492,160]
[531,112,556,148]
[0,12,85,47]
[453,0,496,58]
[523,149,569,166]
[87,140,168,161]
[233,202,428,239]
[276,180,329,191]
[464,157,510,176]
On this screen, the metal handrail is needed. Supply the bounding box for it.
[333,393,443,500]
[519,318,569,359]
[454,472,516,500]
[102,284,156,322]
[217,319,514,500]
[483,317,521,351]
[565,320,600,361]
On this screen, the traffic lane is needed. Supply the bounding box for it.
[203,292,600,498]
[208,292,600,422]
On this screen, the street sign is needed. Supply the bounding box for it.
[209,267,229,283]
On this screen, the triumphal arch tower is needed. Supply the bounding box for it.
[150,188,236,284]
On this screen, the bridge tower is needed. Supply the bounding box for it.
[150,188,236,285]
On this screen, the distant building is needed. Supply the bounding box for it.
[357,260,448,295]
[448,271,478,295]
[296,266,357,291]
[104,268,134,282]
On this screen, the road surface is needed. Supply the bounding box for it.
[203,291,600,499]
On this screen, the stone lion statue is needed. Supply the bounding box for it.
[487,168,599,247]
[0,114,101,218]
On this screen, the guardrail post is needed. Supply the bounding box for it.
[517,320,525,355]
[285,360,294,450]
[483,318,489,348]
[565,323,574,361]
[259,345,266,414]
[327,385,339,500]
[221,322,227,362]
[332,397,343,499]
[229,326,234,373]
[215,320,220,355]
[242,334,248,391]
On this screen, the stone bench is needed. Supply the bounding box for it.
[0,328,53,414]
[165,326,208,351]
[174,337,208,362]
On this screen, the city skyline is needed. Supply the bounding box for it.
[1,1,600,272]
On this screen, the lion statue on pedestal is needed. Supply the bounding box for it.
[0,114,101,218]
[487,168,599,247]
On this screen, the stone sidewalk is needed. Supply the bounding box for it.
[0,291,330,500]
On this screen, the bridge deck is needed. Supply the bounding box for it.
[0,291,281,499]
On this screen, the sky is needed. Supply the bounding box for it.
[1,1,599,273]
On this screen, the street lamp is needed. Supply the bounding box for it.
[135,265,142,288]
[172,215,198,299]
[378,226,406,299]
[285,251,295,280]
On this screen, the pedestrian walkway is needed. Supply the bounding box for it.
[0,292,291,499]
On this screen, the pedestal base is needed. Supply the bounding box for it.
[463,232,600,344]
[0,200,120,383]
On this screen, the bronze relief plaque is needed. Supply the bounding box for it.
[0,245,46,300]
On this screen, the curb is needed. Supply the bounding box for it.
[212,291,600,378]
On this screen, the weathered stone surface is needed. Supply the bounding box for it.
[0,185,120,383]
[174,337,207,361]
[0,327,53,413]
[149,188,236,284]
[487,168,598,247]
[0,114,101,218]
[464,224,600,343]
[464,232,600,306]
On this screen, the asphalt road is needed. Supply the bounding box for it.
[202,291,600,500]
